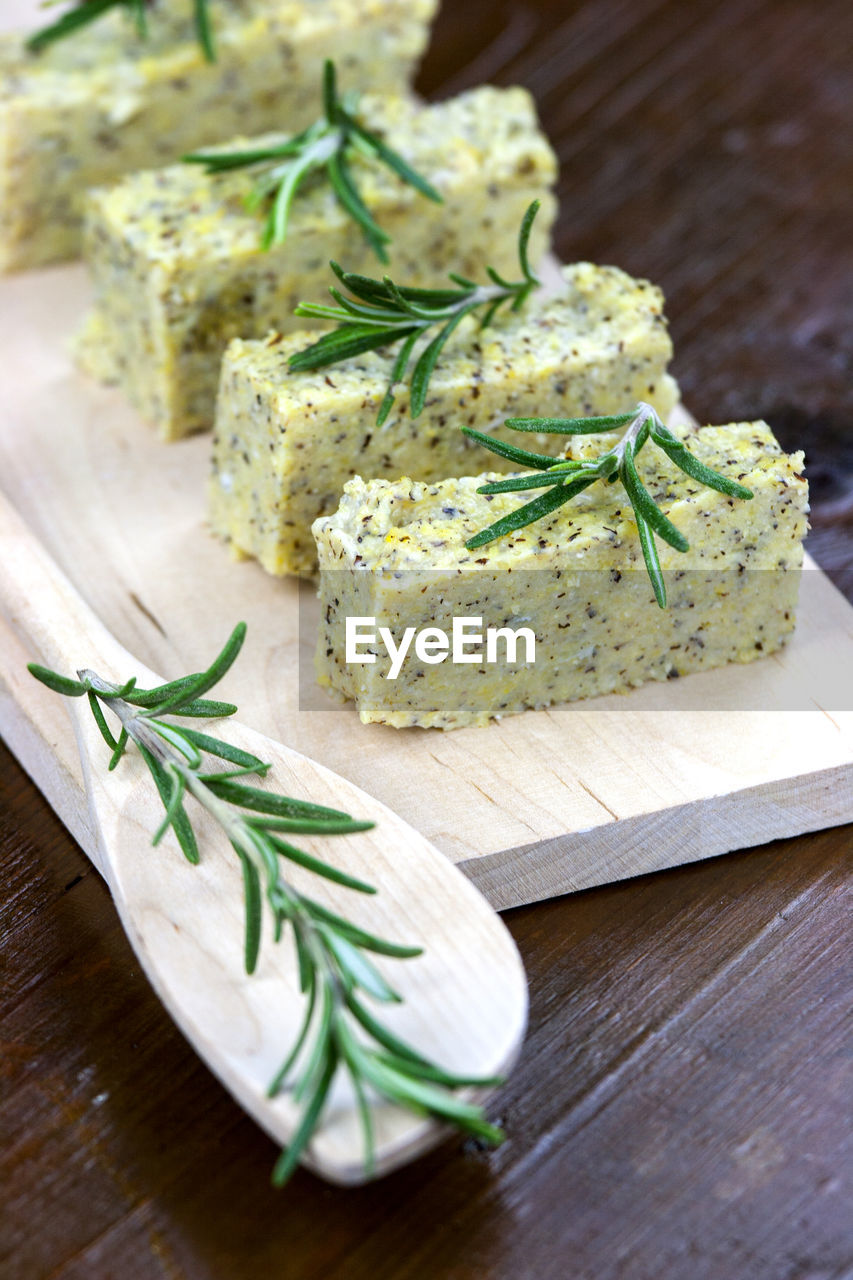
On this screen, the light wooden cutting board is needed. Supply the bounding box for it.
[1,263,852,909]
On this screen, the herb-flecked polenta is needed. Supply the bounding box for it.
[209,262,679,574]
[312,421,808,729]
[0,0,438,270]
[75,85,557,438]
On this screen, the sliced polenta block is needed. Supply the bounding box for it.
[311,421,807,729]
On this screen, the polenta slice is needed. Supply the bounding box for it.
[311,421,808,729]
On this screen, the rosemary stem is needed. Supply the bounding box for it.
[79,670,291,894]
[269,127,342,179]
[466,400,754,609]
[383,284,522,352]
[612,401,655,464]
[421,284,513,321]
[80,673,352,1008]
[79,670,171,758]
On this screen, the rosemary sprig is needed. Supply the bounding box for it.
[288,200,543,424]
[182,60,442,256]
[463,402,754,608]
[26,0,216,60]
[29,623,503,1184]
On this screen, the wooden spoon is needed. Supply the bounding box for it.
[0,491,527,1185]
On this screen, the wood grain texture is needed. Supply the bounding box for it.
[1,0,852,1276]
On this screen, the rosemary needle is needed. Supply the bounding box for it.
[27,0,217,60]
[183,59,442,255]
[463,403,754,608]
[289,200,543,424]
[29,622,504,1184]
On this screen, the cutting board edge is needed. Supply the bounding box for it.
[461,760,853,910]
[6,658,852,913]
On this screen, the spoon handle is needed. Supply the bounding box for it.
[0,489,161,879]
[0,488,145,681]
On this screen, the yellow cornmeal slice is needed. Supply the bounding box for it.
[0,0,437,271]
[311,421,808,730]
[75,84,557,439]
[209,262,679,574]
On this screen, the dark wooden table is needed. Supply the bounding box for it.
[2,2,852,1276]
